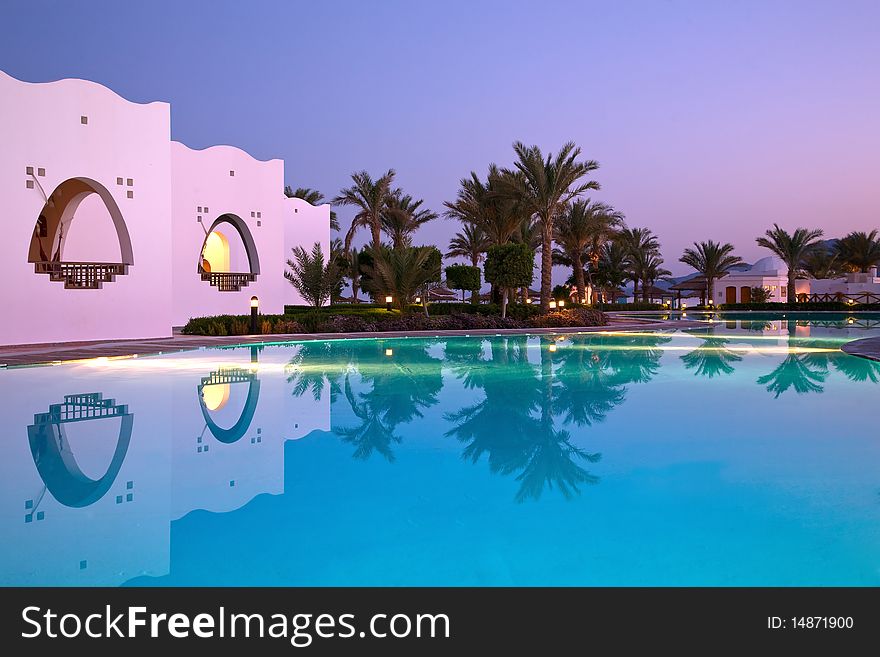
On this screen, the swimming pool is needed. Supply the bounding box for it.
[3,313,880,586]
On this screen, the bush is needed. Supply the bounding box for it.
[595,302,664,311]
[445,265,481,297]
[528,308,609,328]
[424,302,542,320]
[181,306,608,335]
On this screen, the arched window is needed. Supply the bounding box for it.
[197,214,260,292]
[28,178,133,289]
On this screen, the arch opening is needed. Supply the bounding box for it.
[197,368,261,444]
[28,178,132,289]
[27,393,133,508]
[198,214,259,292]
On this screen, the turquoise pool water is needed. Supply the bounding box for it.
[2,313,880,586]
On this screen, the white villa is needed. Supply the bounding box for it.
[0,70,330,346]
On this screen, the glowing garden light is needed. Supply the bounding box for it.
[549,300,557,309]
[558,299,565,308]
[385,295,393,311]
[249,296,259,334]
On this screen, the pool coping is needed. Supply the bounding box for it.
[840,336,880,362]
[0,317,704,368]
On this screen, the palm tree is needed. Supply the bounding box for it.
[365,246,436,312]
[679,240,743,306]
[284,186,339,231]
[333,169,395,252]
[756,224,824,301]
[446,223,490,267]
[618,227,661,301]
[594,241,629,302]
[444,166,524,246]
[801,248,844,279]
[553,200,623,303]
[380,190,437,250]
[284,242,339,309]
[501,142,600,311]
[342,247,363,303]
[834,230,880,273]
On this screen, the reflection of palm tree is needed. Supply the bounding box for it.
[445,336,602,502]
[335,340,443,461]
[336,373,401,462]
[680,334,742,378]
[598,333,672,385]
[757,354,827,397]
[552,338,626,425]
[285,341,349,402]
[832,356,880,383]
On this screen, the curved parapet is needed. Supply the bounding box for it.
[170,141,286,322]
[0,70,173,345]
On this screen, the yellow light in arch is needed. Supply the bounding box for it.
[202,383,230,411]
[202,231,230,272]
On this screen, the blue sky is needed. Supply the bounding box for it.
[2,0,878,275]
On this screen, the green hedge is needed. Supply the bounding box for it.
[426,302,542,320]
[595,302,664,311]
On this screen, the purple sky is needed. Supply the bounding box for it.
[2,0,878,277]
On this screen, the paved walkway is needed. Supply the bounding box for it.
[840,336,880,362]
[0,317,702,368]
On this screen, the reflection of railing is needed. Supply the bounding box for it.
[197,367,261,444]
[34,393,128,425]
[796,292,880,304]
[200,271,257,292]
[34,261,127,289]
[199,367,256,387]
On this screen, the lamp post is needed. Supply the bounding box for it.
[250,296,259,334]
[385,295,393,311]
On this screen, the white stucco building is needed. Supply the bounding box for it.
[0,70,330,346]
[711,256,810,304]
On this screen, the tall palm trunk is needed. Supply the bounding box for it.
[572,252,586,303]
[787,271,796,303]
[371,217,381,251]
[707,278,714,307]
[540,221,553,311]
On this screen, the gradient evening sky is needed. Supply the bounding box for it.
[2,0,878,277]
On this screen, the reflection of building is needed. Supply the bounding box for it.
[0,70,330,345]
[0,345,329,585]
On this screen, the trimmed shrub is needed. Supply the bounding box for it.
[595,302,664,311]
[445,265,481,299]
[529,308,609,328]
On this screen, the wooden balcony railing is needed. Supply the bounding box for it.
[796,292,880,305]
[34,261,127,289]
[200,271,257,292]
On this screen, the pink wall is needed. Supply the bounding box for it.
[0,70,331,345]
[283,196,332,308]
[170,142,287,324]
[0,71,173,345]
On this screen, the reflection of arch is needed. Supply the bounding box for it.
[27,393,133,508]
[198,214,259,291]
[28,177,133,289]
[197,368,260,443]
